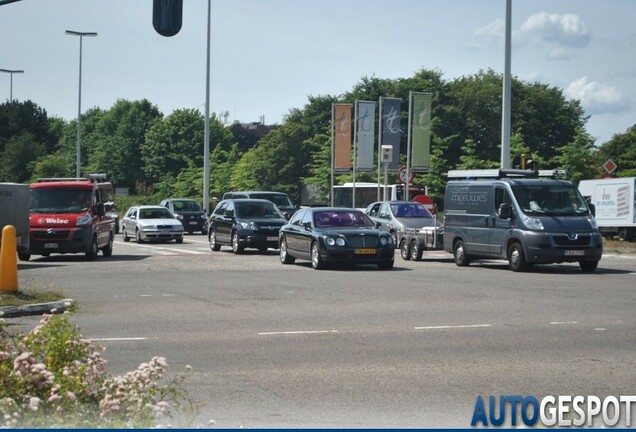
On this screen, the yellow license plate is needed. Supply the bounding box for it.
[355,248,376,255]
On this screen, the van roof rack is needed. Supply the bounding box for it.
[447,169,568,180]
[37,173,109,183]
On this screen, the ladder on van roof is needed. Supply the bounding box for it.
[36,173,108,183]
[447,168,568,180]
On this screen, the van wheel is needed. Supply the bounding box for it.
[102,233,113,257]
[617,228,632,242]
[410,239,423,261]
[453,240,471,267]
[18,252,30,261]
[400,239,411,261]
[86,236,98,261]
[580,260,599,272]
[508,242,527,272]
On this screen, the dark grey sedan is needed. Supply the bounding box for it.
[278,207,395,270]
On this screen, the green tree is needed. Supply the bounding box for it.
[86,99,163,191]
[0,132,45,182]
[595,124,636,177]
[554,128,597,184]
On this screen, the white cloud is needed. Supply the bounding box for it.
[566,77,629,114]
[473,19,505,46]
[518,12,590,48]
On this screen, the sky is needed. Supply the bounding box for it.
[1,0,634,146]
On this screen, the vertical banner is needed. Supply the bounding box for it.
[356,100,376,172]
[333,104,352,171]
[380,97,402,171]
[411,92,432,170]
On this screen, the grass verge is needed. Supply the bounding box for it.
[0,283,67,307]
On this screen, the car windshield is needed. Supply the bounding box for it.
[390,203,433,218]
[235,202,283,218]
[140,208,174,219]
[31,187,91,213]
[313,210,374,228]
[251,193,293,208]
[512,185,590,216]
[173,200,201,211]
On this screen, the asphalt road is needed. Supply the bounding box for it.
[15,235,636,428]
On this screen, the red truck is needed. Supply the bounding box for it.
[22,174,116,261]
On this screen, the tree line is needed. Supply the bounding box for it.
[1,68,634,208]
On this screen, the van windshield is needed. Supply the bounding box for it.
[511,185,590,216]
[31,188,92,214]
[250,193,293,209]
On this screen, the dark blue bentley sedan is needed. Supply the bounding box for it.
[278,207,395,270]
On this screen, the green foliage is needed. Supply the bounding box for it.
[555,128,597,184]
[0,314,196,428]
[0,132,45,182]
[595,124,636,177]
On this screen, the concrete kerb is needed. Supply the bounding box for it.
[0,298,74,318]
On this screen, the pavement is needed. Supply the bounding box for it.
[0,298,74,318]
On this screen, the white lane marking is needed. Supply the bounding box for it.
[414,324,492,330]
[595,328,607,331]
[549,321,580,325]
[115,241,208,255]
[88,337,148,341]
[114,294,175,298]
[258,330,339,336]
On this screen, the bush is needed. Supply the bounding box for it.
[0,314,196,428]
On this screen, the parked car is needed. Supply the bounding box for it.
[364,201,436,246]
[221,191,297,218]
[208,199,287,253]
[278,207,395,270]
[159,198,207,235]
[121,205,184,243]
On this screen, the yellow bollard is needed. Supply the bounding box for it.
[0,225,19,292]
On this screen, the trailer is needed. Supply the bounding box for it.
[398,225,444,261]
[578,177,636,241]
[0,183,30,259]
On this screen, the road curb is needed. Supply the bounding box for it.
[0,298,74,318]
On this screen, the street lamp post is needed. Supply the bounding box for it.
[0,68,24,102]
[66,30,97,178]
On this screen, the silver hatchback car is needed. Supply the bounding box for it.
[121,205,184,243]
[364,201,436,247]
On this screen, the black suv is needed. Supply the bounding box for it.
[160,198,208,234]
[221,191,297,218]
[208,199,287,253]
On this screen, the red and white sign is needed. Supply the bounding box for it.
[603,159,617,174]
[412,194,435,214]
[397,165,415,184]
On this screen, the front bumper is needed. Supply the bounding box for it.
[523,231,603,263]
[29,227,93,255]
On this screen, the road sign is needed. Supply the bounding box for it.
[603,159,617,174]
[412,194,435,213]
[397,165,415,184]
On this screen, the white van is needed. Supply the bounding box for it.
[443,169,603,272]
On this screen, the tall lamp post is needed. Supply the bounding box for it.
[0,68,24,102]
[66,30,97,178]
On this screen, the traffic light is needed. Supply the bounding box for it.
[521,154,535,170]
[153,0,183,37]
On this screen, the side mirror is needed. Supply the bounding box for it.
[95,203,106,217]
[375,221,382,229]
[283,212,291,220]
[498,203,512,219]
[588,203,596,217]
[303,221,312,229]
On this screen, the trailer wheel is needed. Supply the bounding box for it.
[400,239,411,260]
[410,239,423,261]
[618,228,632,242]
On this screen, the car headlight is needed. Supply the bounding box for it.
[200,214,207,220]
[380,236,392,246]
[175,214,183,220]
[143,224,156,230]
[76,214,91,226]
[325,236,346,246]
[239,221,258,230]
[589,217,598,230]
[520,213,544,230]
